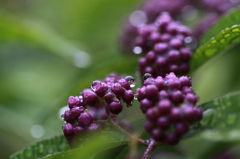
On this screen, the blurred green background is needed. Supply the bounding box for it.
[1,0,240,159]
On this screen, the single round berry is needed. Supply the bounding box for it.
[104,92,116,104]
[146,107,160,121]
[73,126,85,136]
[94,82,109,97]
[122,90,134,104]
[111,83,125,97]
[78,112,93,126]
[144,121,155,133]
[68,96,76,109]
[140,98,154,113]
[151,128,165,141]
[165,133,180,145]
[159,90,169,99]
[157,116,170,130]
[170,107,182,122]
[118,78,131,90]
[145,84,159,100]
[185,93,198,105]
[157,99,172,115]
[179,76,191,87]
[171,90,183,104]
[62,123,74,137]
[174,122,189,135]
[70,106,84,119]
[108,101,123,114]
[63,110,75,123]
[83,90,98,106]
[155,76,164,90]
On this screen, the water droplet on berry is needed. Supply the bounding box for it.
[125,76,135,88]
[143,73,153,80]
[134,94,138,100]
[91,80,101,91]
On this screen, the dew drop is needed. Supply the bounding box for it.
[125,76,136,88]
[143,73,153,80]
[134,94,138,100]
[91,80,101,91]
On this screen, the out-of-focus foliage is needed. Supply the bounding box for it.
[2,0,240,159]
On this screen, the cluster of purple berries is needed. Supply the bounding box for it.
[137,73,203,145]
[136,12,192,77]
[62,74,136,143]
[62,104,101,144]
[120,0,193,53]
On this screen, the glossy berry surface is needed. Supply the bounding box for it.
[138,72,203,145]
[134,12,193,77]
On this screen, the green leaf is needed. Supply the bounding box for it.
[10,135,70,159]
[10,131,129,159]
[199,9,240,46]
[0,10,88,67]
[191,25,240,71]
[191,8,240,71]
[194,91,240,141]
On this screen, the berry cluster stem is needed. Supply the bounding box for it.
[141,139,159,159]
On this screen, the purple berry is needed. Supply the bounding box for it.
[170,108,182,122]
[78,112,93,126]
[73,126,85,136]
[63,110,75,123]
[62,123,74,137]
[168,50,181,63]
[146,51,156,63]
[157,116,170,129]
[154,43,168,54]
[137,87,147,101]
[92,81,109,97]
[151,128,165,141]
[174,122,189,135]
[159,90,170,99]
[170,39,183,49]
[156,57,167,68]
[111,83,125,97]
[144,121,155,133]
[83,89,98,106]
[185,93,198,105]
[146,107,160,121]
[171,90,183,104]
[68,96,76,109]
[104,92,116,104]
[70,106,84,119]
[108,101,123,114]
[179,76,191,87]
[140,98,154,113]
[145,84,159,100]
[165,133,180,145]
[122,90,134,104]
[118,78,130,90]
[157,99,172,115]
